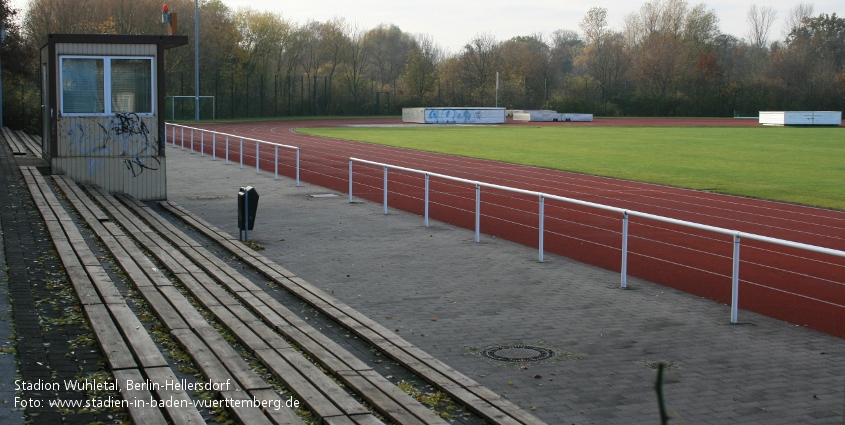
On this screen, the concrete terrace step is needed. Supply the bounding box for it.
[158,201,546,425]
[14,130,43,157]
[53,175,304,425]
[98,187,448,424]
[2,128,27,155]
[20,166,197,425]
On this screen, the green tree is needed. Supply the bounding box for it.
[460,33,500,106]
[405,34,441,103]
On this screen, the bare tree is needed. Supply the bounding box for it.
[783,2,814,36]
[579,7,609,45]
[342,22,372,104]
[746,4,777,49]
[319,17,348,106]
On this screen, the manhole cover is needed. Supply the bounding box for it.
[479,344,556,363]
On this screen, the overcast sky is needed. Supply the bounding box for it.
[10,0,845,53]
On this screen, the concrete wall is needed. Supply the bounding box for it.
[403,107,506,124]
[512,111,594,122]
[760,111,842,126]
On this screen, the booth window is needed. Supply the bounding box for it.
[61,56,153,116]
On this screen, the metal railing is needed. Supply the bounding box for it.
[165,123,301,186]
[348,157,845,325]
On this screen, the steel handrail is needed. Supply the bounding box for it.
[348,157,845,324]
[165,122,300,186]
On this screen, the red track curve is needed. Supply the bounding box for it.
[169,117,845,338]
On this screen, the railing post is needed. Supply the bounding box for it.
[200,131,205,157]
[190,129,194,153]
[274,145,279,180]
[225,136,229,164]
[475,184,481,243]
[212,133,216,160]
[239,138,244,169]
[256,141,260,174]
[181,127,184,150]
[621,212,629,288]
[172,125,176,147]
[295,148,301,186]
[348,159,353,203]
[731,234,741,324]
[424,173,430,227]
[539,195,545,263]
[383,166,388,215]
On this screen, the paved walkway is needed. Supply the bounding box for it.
[0,197,23,425]
[0,148,120,424]
[166,146,845,424]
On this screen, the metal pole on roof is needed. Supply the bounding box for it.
[194,0,200,121]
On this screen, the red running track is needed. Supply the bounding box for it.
[167,117,845,338]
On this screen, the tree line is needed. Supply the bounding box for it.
[2,0,844,128]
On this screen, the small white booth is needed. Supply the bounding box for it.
[40,34,187,200]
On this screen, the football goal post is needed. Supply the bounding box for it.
[166,96,216,121]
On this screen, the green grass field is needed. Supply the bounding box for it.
[299,126,845,210]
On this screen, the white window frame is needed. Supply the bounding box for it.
[59,55,155,117]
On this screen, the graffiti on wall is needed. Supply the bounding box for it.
[65,112,159,177]
[424,109,505,124]
[109,112,159,177]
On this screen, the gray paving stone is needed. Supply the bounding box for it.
[164,146,844,425]
[0,206,24,425]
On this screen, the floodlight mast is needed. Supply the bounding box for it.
[194,0,200,121]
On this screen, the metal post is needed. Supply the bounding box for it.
[190,129,194,153]
[274,145,278,180]
[200,131,204,157]
[212,133,216,160]
[383,166,388,215]
[295,149,300,186]
[239,138,243,168]
[348,159,353,202]
[171,125,176,147]
[181,127,184,150]
[255,140,260,174]
[731,235,741,324]
[424,173,430,227]
[495,72,499,108]
[621,212,629,288]
[225,136,229,164]
[539,195,545,263]
[194,0,200,122]
[475,184,481,243]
